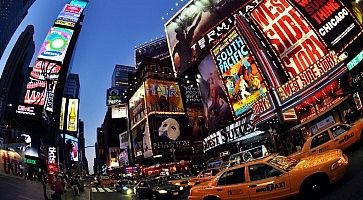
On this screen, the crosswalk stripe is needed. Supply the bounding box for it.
[98,188,105,192]
[91,188,97,193]
[104,188,113,192]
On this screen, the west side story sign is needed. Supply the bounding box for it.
[203,114,257,151]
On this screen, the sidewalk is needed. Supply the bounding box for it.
[62,187,90,200]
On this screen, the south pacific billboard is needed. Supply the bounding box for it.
[144,79,184,114]
[37,27,74,63]
[210,27,268,118]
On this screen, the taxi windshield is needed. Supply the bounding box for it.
[268,156,298,171]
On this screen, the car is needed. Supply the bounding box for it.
[290,120,363,160]
[134,178,184,199]
[99,176,116,187]
[167,173,193,188]
[188,168,221,187]
[189,149,348,200]
[116,180,135,194]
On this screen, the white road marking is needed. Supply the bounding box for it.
[98,188,105,192]
[104,188,113,192]
[91,188,97,193]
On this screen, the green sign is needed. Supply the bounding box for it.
[26,158,37,165]
[347,50,363,71]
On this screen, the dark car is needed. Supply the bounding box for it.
[115,180,135,194]
[135,178,183,199]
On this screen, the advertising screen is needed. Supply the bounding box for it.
[59,97,66,130]
[144,79,184,114]
[1,149,23,177]
[197,54,234,133]
[64,134,79,162]
[129,83,146,128]
[149,115,191,154]
[106,87,124,106]
[165,0,248,75]
[211,28,268,118]
[184,86,202,105]
[250,0,328,79]
[186,105,206,141]
[55,3,85,28]
[66,98,79,132]
[70,0,88,9]
[111,104,127,118]
[37,27,74,63]
[289,0,362,51]
[131,120,153,159]
[47,147,58,174]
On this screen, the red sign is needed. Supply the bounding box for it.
[250,0,328,78]
[277,51,339,101]
[65,5,82,14]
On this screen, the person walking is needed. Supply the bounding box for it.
[52,175,65,200]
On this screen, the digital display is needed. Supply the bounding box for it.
[250,0,328,79]
[131,120,153,159]
[66,98,79,132]
[111,105,127,118]
[211,28,268,118]
[64,134,79,162]
[70,0,88,9]
[37,27,74,63]
[106,87,124,106]
[144,79,184,114]
[289,0,362,51]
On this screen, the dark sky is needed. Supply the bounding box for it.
[0,0,189,174]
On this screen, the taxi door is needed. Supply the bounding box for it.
[308,130,333,155]
[330,124,356,149]
[247,163,291,200]
[211,166,250,200]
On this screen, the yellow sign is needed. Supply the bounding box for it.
[66,98,79,132]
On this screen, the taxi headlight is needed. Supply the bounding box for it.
[331,157,347,171]
[180,186,184,191]
[158,189,168,194]
[123,186,128,190]
[126,189,132,195]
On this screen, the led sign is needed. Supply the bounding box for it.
[347,50,363,71]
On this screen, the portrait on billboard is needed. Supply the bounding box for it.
[37,27,74,63]
[129,84,146,128]
[197,54,233,133]
[150,115,191,152]
[165,0,247,75]
[131,121,153,159]
[186,105,207,141]
[64,134,79,162]
[145,79,184,113]
[211,28,268,118]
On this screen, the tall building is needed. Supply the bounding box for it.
[0,0,35,59]
[135,37,169,67]
[112,65,135,87]
[78,120,89,174]
[0,24,35,133]
[63,73,80,98]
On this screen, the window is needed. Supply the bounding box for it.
[331,124,351,138]
[248,164,282,181]
[217,167,245,186]
[311,131,331,149]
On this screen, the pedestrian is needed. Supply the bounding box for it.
[71,177,80,196]
[51,175,65,200]
[40,173,50,200]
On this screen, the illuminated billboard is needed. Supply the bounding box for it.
[37,27,74,63]
[197,54,234,133]
[59,97,66,130]
[149,115,191,155]
[70,0,88,9]
[131,120,153,159]
[106,87,124,106]
[111,104,127,118]
[0,149,24,177]
[54,3,86,28]
[129,83,146,128]
[250,0,328,79]
[211,27,268,118]
[289,0,362,51]
[66,98,79,132]
[165,0,248,75]
[47,147,58,174]
[144,79,184,114]
[64,134,79,162]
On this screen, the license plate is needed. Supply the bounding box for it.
[173,192,178,195]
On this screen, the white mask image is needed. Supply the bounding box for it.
[158,118,181,141]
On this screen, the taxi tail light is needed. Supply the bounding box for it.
[330,156,348,171]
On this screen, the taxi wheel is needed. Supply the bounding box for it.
[300,175,328,197]
[203,196,220,200]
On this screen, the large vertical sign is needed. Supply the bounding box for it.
[55,3,85,29]
[211,28,268,118]
[66,98,79,132]
[129,84,146,128]
[47,147,58,174]
[59,97,66,130]
[144,79,184,114]
[37,27,74,63]
[250,0,328,79]
[131,120,152,159]
[289,0,362,51]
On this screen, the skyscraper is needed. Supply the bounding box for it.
[63,73,80,98]
[0,0,35,59]
[112,65,135,88]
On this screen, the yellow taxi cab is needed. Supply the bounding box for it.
[189,149,348,200]
[290,120,363,160]
[188,168,221,187]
